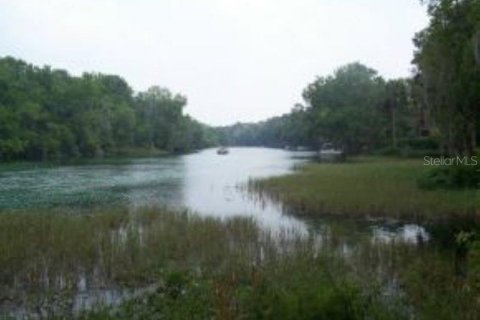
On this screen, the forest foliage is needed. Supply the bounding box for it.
[0,57,217,161]
[1,0,479,160]
[220,0,480,157]
[219,63,418,155]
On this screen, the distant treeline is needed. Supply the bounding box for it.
[219,0,480,156]
[0,57,217,161]
[217,105,313,149]
[2,1,479,160]
[218,63,426,154]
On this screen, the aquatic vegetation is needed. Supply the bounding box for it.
[250,157,480,220]
[0,207,260,317]
[0,206,412,319]
[417,164,480,190]
[0,205,480,318]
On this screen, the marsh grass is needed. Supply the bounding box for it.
[1,205,480,319]
[0,206,417,319]
[250,157,480,220]
[1,206,387,319]
[0,207,265,317]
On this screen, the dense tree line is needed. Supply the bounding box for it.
[219,63,416,154]
[413,0,480,156]
[217,104,313,148]
[220,0,479,156]
[302,63,412,154]
[0,57,217,161]
[2,0,478,159]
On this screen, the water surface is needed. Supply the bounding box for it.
[0,148,311,231]
[0,147,428,240]
[0,147,444,317]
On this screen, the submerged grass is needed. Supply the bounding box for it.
[0,207,387,319]
[250,157,480,220]
[1,205,480,318]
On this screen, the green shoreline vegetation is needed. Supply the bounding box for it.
[0,147,171,174]
[0,207,386,318]
[0,206,479,319]
[250,157,480,221]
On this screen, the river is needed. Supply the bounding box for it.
[0,147,428,243]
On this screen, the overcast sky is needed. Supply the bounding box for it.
[0,0,428,126]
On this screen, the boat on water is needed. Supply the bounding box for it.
[317,143,345,162]
[217,147,229,155]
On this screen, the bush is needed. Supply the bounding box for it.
[398,137,439,150]
[373,146,443,158]
[418,164,480,190]
[373,138,442,158]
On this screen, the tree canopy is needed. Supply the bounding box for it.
[413,0,480,155]
[221,0,480,157]
[0,57,217,161]
[3,0,479,159]
[219,63,415,154]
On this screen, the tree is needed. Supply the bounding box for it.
[302,63,387,154]
[0,56,217,161]
[383,79,413,149]
[413,0,480,155]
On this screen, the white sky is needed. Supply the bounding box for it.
[0,0,428,126]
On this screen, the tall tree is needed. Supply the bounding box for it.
[383,79,412,149]
[413,0,480,155]
[302,63,386,154]
[0,57,217,161]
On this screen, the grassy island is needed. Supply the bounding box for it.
[250,157,480,221]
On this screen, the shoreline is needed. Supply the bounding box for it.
[249,156,480,222]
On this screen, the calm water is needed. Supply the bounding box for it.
[0,147,438,316]
[0,147,428,240]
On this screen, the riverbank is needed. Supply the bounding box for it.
[0,149,173,174]
[250,157,480,221]
[109,146,170,158]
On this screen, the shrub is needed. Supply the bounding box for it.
[373,137,443,158]
[398,137,439,150]
[418,164,480,190]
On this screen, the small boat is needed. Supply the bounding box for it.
[318,143,345,162]
[217,147,229,155]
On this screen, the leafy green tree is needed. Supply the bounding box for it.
[0,57,217,161]
[302,63,387,154]
[413,0,480,155]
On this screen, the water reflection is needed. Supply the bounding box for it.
[182,147,311,232]
[0,147,432,242]
[372,223,430,244]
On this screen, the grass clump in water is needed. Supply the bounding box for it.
[250,157,480,220]
[2,205,480,319]
[0,206,405,319]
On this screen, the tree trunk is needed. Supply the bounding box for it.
[448,124,455,156]
[472,126,477,152]
[475,31,480,65]
[468,122,477,156]
[392,107,397,149]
